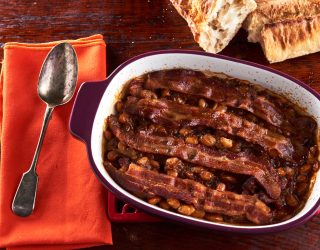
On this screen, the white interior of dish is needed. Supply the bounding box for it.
[91,53,320,229]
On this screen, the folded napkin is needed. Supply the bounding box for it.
[0,34,112,249]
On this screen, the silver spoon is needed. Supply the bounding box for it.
[12,42,78,217]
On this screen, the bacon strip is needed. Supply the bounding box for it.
[105,162,272,225]
[108,116,281,199]
[124,98,294,160]
[145,69,283,127]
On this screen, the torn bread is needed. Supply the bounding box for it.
[260,15,320,63]
[244,0,320,43]
[170,0,257,53]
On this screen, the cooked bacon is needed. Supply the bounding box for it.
[105,162,272,225]
[104,68,319,226]
[145,69,283,127]
[124,98,294,161]
[108,116,281,199]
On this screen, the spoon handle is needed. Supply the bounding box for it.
[29,106,54,173]
[12,105,54,217]
[11,170,38,217]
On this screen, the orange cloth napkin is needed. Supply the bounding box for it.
[0,34,112,249]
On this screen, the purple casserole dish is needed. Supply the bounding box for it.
[69,50,320,233]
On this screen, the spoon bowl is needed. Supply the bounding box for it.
[38,43,78,106]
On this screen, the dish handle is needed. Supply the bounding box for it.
[69,80,108,143]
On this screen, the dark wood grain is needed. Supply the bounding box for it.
[1,1,320,249]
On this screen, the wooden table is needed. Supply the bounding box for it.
[1,1,320,249]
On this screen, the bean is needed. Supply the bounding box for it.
[191,167,203,174]
[117,143,137,160]
[129,149,138,160]
[277,168,286,177]
[167,170,178,177]
[205,214,223,222]
[104,130,112,140]
[118,142,126,151]
[285,193,299,207]
[107,151,118,161]
[148,196,161,205]
[161,89,170,97]
[137,156,149,166]
[300,164,311,174]
[216,182,226,191]
[212,102,218,110]
[297,174,307,182]
[150,160,160,168]
[200,171,213,181]
[191,210,205,219]
[185,136,198,145]
[165,157,181,170]
[141,89,157,99]
[155,125,167,135]
[118,157,130,169]
[129,85,141,96]
[115,101,123,112]
[179,127,192,136]
[175,97,184,104]
[215,104,227,112]
[159,200,170,210]
[220,137,233,148]
[119,165,129,172]
[285,167,295,177]
[220,173,237,184]
[178,205,195,215]
[200,134,216,147]
[296,182,308,195]
[167,198,181,209]
[118,112,130,124]
[198,98,207,108]
[185,171,194,179]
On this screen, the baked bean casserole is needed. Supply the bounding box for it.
[103,69,319,225]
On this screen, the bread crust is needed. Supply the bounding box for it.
[171,0,257,53]
[244,0,320,43]
[260,15,320,63]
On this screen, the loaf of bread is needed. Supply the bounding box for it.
[244,0,320,43]
[261,15,320,63]
[170,0,257,53]
[244,0,320,63]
